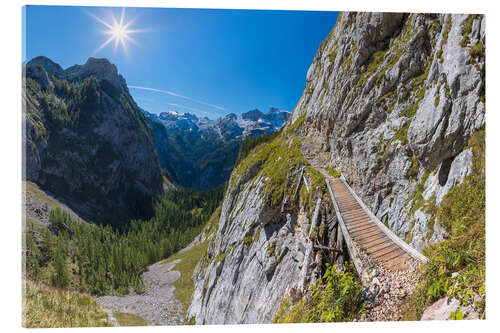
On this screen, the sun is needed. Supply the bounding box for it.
[91,8,143,55]
[110,22,128,42]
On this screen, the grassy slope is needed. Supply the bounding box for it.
[404,129,485,320]
[112,311,147,326]
[23,180,86,224]
[161,207,221,315]
[274,264,363,323]
[22,279,111,328]
[162,240,210,315]
[23,182,112,327]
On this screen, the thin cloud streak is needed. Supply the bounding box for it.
[128,85,226,111]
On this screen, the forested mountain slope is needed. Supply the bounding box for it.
[23,56,165,226]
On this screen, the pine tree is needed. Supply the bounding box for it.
[51,246,70,288]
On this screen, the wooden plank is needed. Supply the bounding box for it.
[326,178,363,276]
[348,223,378,233]
[338,177,428,263]
[314,244,343,252]
[292,166,305,201]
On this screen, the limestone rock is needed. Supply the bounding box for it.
[188,12,485,324]
[290,12,484,250]
[421,296,480,320]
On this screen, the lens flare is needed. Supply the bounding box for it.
[91,8,144,55]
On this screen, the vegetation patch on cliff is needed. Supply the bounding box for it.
[461,14,480,47]
[231,117,309,207]
[274,264,363,323]
[404,129,485,320]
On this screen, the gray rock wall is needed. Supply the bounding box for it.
[187,12,485,324]
[292,12,484,251]
[187,172,310,324]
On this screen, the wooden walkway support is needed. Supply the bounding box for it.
[298,197,322,292]
[325,175,427,274]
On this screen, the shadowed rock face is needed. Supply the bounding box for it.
[66,57,127,90]
[187,12,485,324]
[23,57,164,226]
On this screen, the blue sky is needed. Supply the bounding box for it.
[24,6,338,119]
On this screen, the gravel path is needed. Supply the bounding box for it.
[96,259,184,326]
[354,237,421,322]
[363,259,420,321]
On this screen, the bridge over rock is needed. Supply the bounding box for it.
[322,170,427,278]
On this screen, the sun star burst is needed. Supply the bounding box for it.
[91,8,143,55]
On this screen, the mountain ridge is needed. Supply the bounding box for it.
[23,56,165,226]
[143,107,290,140]
[142,107,290,190]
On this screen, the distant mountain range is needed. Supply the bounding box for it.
[143,108,289,141]
[23,55,290,222]
[142,108,290,190]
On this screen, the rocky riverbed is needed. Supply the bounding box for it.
[96,259,184,326]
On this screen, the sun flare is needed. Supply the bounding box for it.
[91,8,144,55]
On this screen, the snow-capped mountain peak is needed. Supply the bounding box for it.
[142,107,290,141]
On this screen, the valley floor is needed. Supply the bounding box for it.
[96,259,184,326]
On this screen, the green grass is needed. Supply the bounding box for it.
[461,15,480,47]
[341,52,352,70]
[284,113,306,135]
[406,156,420,180]
[354,15,417,91]
[243,226,261,248]
[22,279,111,328]
[327,50,337,63]
[400,85,426,119]
[404,129,485,320]
[469,41,485,60]
[231,132,307,207]
[274,264,363,323]
[376,48,403,84]
[355,50,387,88]
[393,120,411,145]
[161,238,211,315]
[326,167,341,178]
[112,311,147,326]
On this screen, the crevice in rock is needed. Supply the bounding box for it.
[438,156,454,186]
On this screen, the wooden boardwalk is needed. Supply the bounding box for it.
[325,176,427,272]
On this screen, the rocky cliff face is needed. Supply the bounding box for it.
[186,12,485,324]
[23,56,165,226]
[291,12,484,252]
